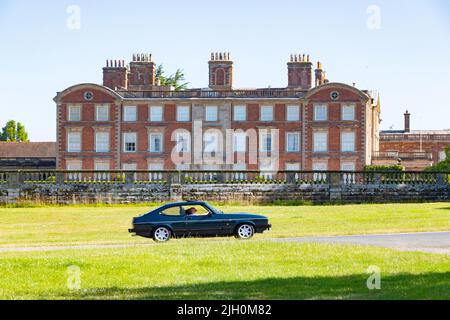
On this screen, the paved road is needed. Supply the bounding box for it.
[273,231,450,254]
[1,232,449,254]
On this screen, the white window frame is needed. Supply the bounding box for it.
[66,160,82,171]
[122,163,137,171]
[148,163,164,171]
[123,106,137,122]
[94,161,110,171]
[313,131,328,152]
[341,131,356,152]
[286,132,300,152]
[177,106,190,122]
[123,132,137,153]
[233,132,247,152]
[68,104,81,122]
[285,163,301,171]
[176,132,191,152]
[149,106,163,122]
[313,162,328,171]
[205,106,218,122]
[260,133,273,152]
[233,163,247,171]
[314,104,328,121]
[95,132,110,153]
[95,104,109,122]
[259,159,276,178]
[439,151,447,161]
[341,162,356,171]
[287,105,300,121]
[67,132,81,153]
[233,105,247,121]
[203,132,220,153]
[260,106,274,122]
[176,163,190,171]
[342,104,356,121]
[149,133,163,153]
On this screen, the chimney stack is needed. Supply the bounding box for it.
[209,52,233,89]
[103,58,128,90]
[404,110,411,133]
[314,61,326,87]
[128,53,156,90]
[287,53,313,89]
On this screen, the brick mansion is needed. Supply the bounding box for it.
[51,52,449,172]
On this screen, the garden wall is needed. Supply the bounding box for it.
[1,182,449,205]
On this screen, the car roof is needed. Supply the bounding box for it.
[173,201,207,206]
[159,201,209,209]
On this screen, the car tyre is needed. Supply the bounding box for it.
[235,224,255,240]
[153,226,171,243]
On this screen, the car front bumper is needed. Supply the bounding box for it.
[256,223,271,233]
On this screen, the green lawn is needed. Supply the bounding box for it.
[0,203,449,300]
[0,241,449,299]
[0,203,449,247]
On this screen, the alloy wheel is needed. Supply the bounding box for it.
[237,224,254,239]
[153,227,171,242]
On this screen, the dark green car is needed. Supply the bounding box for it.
[129,201,271,242]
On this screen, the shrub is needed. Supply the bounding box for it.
[364,165,405,172]
[425,146,450,172]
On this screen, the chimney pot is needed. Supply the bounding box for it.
[404,110,411,133]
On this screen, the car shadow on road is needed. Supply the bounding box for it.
[64,272,450,300]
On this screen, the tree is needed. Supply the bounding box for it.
[155,64,189,91]
[16,122,29,142]
[0,120,30,142]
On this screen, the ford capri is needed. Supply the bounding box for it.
[128,201,271,242]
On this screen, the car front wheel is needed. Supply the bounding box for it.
[153,226,171,243]
[235,224,255,240]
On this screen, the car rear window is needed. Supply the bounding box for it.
[160,206,181,216]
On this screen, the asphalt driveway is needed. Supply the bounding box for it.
[1,232,449,254]
[274,231,450,254]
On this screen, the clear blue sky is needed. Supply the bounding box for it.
[0,0,449,141]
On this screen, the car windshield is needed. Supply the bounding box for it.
[206,203,223,214]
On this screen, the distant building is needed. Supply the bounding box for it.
[54,52,381,172]
[0,142,56,169]
[373,111,450,170]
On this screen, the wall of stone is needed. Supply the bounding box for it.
[0,182,448,205]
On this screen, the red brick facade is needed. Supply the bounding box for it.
[371,112,450,170]
[54,53,381,171]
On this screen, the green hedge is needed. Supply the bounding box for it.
[364,165,405,172]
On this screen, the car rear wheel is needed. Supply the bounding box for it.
[153,226,171,242]
[235,224,255,240]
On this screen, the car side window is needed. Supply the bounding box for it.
[160,206,181,216]
[184,205,211,216]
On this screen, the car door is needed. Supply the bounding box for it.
[158,205,187,235]
[183,205,226,236]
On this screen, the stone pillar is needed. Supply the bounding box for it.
[329,172,342,202]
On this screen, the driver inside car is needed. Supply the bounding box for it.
[185,207,198,216]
